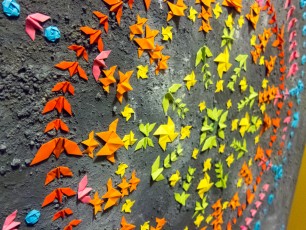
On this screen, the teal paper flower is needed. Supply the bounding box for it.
[2,0,20,17]
[25,209,40,225]
[44,26,61,42]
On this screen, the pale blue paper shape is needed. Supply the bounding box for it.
[2,0,20,17]
[25,209,40,225]
[44,26,60,42]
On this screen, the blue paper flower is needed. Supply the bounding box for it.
[263,208,268,215]
[267,194,274,205]
[25,209,40,225]
[291,112,300,128]
[301,0,306,8]
[287,142,292,150]
[303,12,306,20]
[301,55,306,65]
[254,221,261,230]
[303,25,306,36]
[272,164,283,181]
[2,0,20,17]
[290,131,294,138]
[289,80,304,103]
[44,26,61,42]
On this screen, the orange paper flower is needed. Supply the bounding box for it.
[129,170,140,192]
[55,61,87,80]
[116,70,133,103]
[52,81,75,95]
[42,187,76,207]
[93,11,109,33]
[80,26,103,52]
[68,45,88,61]
[42,96,72,116]
[167,0,188,21]
[102,0,123,25]
[222,0,243,13]
[63,219,82,230]
[30,137,82,165]
[45,166,73,185]
[44,119,69,133]
[102,178,122,210]
[129,15,148,40]
[96,118,124,163]
[52,208,73,221]
[99,65,117,93]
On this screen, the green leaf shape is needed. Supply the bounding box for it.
[170,151,178,161]
[234,67,241,76]
[169,84,182,93]
[188,166,196,175]
[231,74,238,82]
[174,191,190,206]
[163,154,171,168]
[207,108,223,121]
[227,81,235,92]
[205,79,213,89]
[196,49,203,67]
[151,156,165,181]
[201,135,217,151]
[202,69,211,79]
[215,174,228,189]
[193,196,208,218]
[135,123,156,151]
[218,130,225,139]
[183,181,191,191]
[214,161,228,189]
[162,94,171,115]
[139,123,156,137]
[163,144,184,168]
[235,54,248,71]
[200,132,207,146]
[135,138,145,151]
[230,138,248,159]
[182,166,196,192]
[218,111,228,129]
[162,84,188,119]
[201,117,214,132]
[221,27,235,50]
[177,144,183,156]
[195,46,213,67]
[186,174,193,183]
[200,107,228,152]
[226,70,241,92]
[237,86,258,111]
[134,137,155,151]
[247,116,262,133]
[196,47,213,89]
[205,46,213,58]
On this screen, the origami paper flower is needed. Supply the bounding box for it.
[2,0,20,17]
[44,26,61,42]
[25,210,40,226]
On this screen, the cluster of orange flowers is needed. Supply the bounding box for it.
[130,16,170,75]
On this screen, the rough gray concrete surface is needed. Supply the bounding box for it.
[0,0,305,229]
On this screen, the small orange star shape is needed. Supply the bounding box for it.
[82,131,99,158]
[89,192,104,215]
[129,170,140,192]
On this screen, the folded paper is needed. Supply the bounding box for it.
[2,0,20,17]
[44,26,60,42]
[25,13,50,41]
